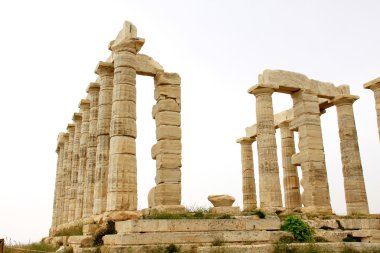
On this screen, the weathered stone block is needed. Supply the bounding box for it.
[154,183,181,205]
[155,168,181,184]
[151,140,181,159]
[113,52,137,69]
[83,224,99,236]
[110,118,136,138]
[154,111,181,126]
[154,72,181,86]
[152,99,181,118]
[208,195,236,207]
[113,83,136,102]
[112,101,136,119]
[156,154,181,169]
[210,206,240,215]
[338,219,380,230]
[110,136,136,155]
[154,85,181,100]
[156,126,181,140]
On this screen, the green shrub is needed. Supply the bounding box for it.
[166,244,180,253]
[55,225,83,236]
[281,216,314,242]
[211,238,224,246]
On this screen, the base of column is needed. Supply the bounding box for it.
[142,205,186,215]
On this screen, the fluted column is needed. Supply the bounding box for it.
[236,137,257,211]
[75,99,90,219]
[333,95,369,215]
[291,89,332,214]
[93,61,114,214]
[51,133,65,230]
[248,86,283,209]
[150,72,184,213]
[82,83,100,217]
[69,113,82,221]
[63,124,75,223]
[279,122,301,210]
[364,78,380,140]
[106,35,144,212]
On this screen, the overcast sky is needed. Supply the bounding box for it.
[0,0,379,244]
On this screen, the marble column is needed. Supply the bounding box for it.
[106,35,144,212]
[364,78,380,140]
[75,99,90,219]
[279,122,301,210]
[150,72,184,213]
[333,95,369,215]
[70,113,82,221]
[93,61,114,215]
[291,89,332,214]
[236,137,257,211]
[52,133,65,229]
[248,86,283,209]
[82,83,100,218]
[63,124,75,223]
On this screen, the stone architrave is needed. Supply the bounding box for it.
[333,95,369,214]
[291,89,332,214]
[57,133,69,225]
[82,83,100,218]
[248,86,283,209]
[75,99,90,219]
[51,133,65,229]
[236,137,257,211]
[279,122,301,210]
[69,113,82,221]
[107,30,145,211]
[63,124,75,223]
[93,61,114,215]
[363,78,380,140]
[150,72,184,213]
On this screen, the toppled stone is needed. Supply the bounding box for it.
[208,195,236,207]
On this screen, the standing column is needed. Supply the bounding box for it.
[107,36,145,212]
[63,124,75,223]
[51,133,65,231]
[279,122,301,210]
[291,89,332,214]
[93,61,114,214]
[236,137,257,211]
[333,95,369,214]
[58,133,69,226]
[82,83,100,218]
[150,72,184,213]
[75,99,90,219]
[364,78,380,140]
[70,113,82,221]
[248,86,283,209]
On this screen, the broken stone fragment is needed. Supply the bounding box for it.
[208,195,236,207]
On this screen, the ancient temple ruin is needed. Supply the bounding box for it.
[51,21,184,233]
[48,21,380,252]
[237,70,369,215]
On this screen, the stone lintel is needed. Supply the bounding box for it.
[236,137,255,144]
[86,82,100,93]
[136,54,164,77]
[72,112,82,122]
[364,77,380,91]
[95,61,114,76]
[78,99,90,109]
[247,84,275,95]
[332,95,359,106]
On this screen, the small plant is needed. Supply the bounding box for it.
[217,214,233,219]
[281,216,314,242]
[256,210,266,219]
[314,236,329,242]
[211,238,224,246]
[278,236,296,244]
[166,244,180,253]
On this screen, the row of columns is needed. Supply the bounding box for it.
[51,35,184,230]
[238,87,369,215]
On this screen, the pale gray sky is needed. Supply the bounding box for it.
[0,0,379,243]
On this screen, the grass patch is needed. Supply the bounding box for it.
[144,212,234,220]
[4,242,59,253]
[274,243,333,253]
[145,244,181,253]
[55,225,83,236]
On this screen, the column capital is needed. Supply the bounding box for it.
[332,95,359,106]
[278,121,291,129]
[72,112,82,122]
[78,99,90,110]
[86,82,100,93]
[67,123,75,132]
[364,77,380,91]
[95,61,114,76]
[248,84,274,96]
[110,37,145,54]
[57,132,66,147]
[236,137,255,145]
